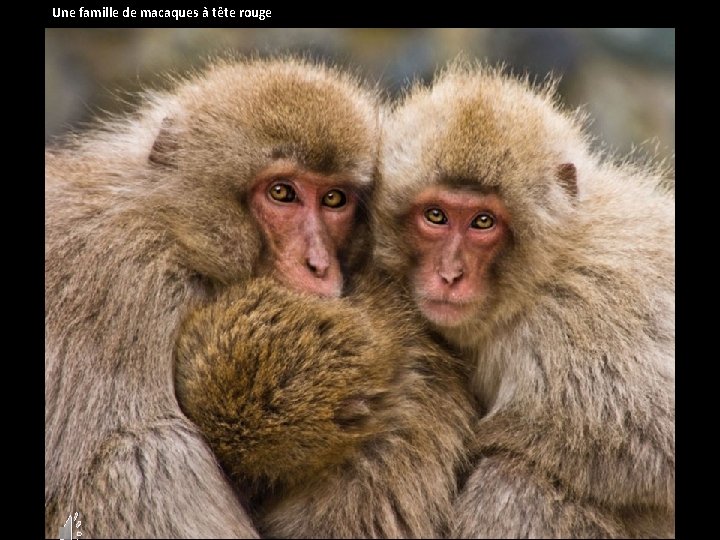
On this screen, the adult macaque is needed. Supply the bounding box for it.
[174,276,476,538]
[376,64,675,538]
[45,57,380,538]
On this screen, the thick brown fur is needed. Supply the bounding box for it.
[174,276,476,538]
[45,57,379,538]
[377,62,675,538]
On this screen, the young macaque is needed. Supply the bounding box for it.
[45,57,381,538]
[376,63,675,538]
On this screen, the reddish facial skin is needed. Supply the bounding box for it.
[250,161,358,298]
[409,186,510,327]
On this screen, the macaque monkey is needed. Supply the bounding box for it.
[376,63,675,538]
[45,57,381,538]
[174,276,476,538]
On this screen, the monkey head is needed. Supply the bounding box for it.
[146,58,379,296]
[376,63,588,330]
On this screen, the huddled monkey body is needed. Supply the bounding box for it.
[45,57,381,538]
[175,276,476,538]
[377,64,675,538]
[46,53,674,540]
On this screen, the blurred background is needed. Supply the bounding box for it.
[45,28,675,161]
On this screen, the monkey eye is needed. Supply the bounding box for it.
[268,182,297,203]
[471,212,495,230]
[322,189,347,208]
[424,208,448,225]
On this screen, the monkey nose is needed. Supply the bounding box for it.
[439,268,464,285]
[306,257,329,278]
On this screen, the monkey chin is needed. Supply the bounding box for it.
[416,298,476,328]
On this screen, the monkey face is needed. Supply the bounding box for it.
[250,159,359,298]
[407,186,510,327]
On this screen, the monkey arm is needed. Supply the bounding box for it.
[472,323,675,514]
[456,406,675,538]
[46,418,259,538]
[451,451,626,539]
[44,232,261,538]
[473,407,674,510]
[175,277,476,538]
[448,282,674,538]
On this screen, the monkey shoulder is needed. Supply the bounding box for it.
[533,187,674,369]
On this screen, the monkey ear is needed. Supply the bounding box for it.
[149,117,179,167]
[556,163,578,198]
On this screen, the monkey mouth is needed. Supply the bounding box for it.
[417,297,474,327]
[423,298,470,307]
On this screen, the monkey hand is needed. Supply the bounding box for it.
[174,278,402,487]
